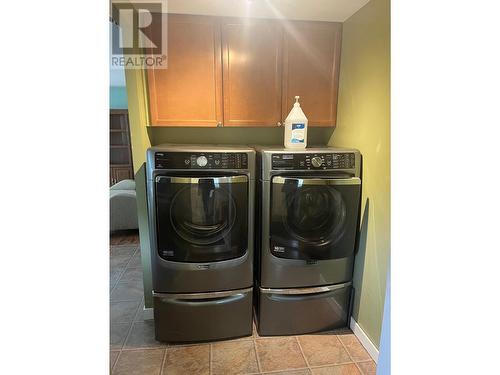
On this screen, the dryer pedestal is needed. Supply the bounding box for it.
[153,287,253,343]
[256,282,352,336]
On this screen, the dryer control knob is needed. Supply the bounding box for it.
[311,156,323,168]
[196,156,208,167]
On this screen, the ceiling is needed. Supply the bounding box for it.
[164,0,370,22]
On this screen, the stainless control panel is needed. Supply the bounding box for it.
[271,153,355,170]
[155,152,248,169]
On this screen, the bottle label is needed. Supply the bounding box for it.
[291,123,305,143]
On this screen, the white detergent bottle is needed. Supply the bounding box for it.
[284,96,308,149]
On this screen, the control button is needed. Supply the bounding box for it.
[214,159,220,166]
[184,159,190,165]
[196,156,208,167]
[311,156,323,168]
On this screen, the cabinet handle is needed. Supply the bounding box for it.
[217,122,223,127]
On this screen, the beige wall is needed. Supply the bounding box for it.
[329,0,390,348]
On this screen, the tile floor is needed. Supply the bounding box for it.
[110,231,377,375]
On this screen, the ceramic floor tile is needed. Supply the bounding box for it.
[212,340,259,375]
[110,301,141,323]
[111,281,144,302]
[110,351,120,371]
[252,322,259,338]
[356,361,377,375]
[337,334,371,362]
[134,305,154,322]
[110,269,122,288]
[127,254,142,268]
[311,363,361,375]
[298,335,351,367]
[162,344,210,375]
[112,348,164,375]
[110,255,132,270]
[120,267,143,283]
[255,337,307,372]
[111,245,137,257]
[262,369,312,375]
[110,323,131,350]
[123,321,166,349]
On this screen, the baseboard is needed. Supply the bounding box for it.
[350,317,379,363]
[143,307,153,320]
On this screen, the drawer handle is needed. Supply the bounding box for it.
[161,293,245,306]
[268,289,339,302]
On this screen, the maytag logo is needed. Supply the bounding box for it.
[274,246,285,253]
[197,264,210,270]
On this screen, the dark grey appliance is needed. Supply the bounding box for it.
[146,144,255,342]
[254,146,361,336]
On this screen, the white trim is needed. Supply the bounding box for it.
[350,317,379,363]
[143,307,153,320]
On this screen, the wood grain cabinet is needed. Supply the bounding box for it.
[221,18,282,127]
[282,21,342,127]
[146,15,342,128]
[147,14,223,126]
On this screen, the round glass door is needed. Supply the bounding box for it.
[155,175,248,263]
[170,185,237,245]
[270,176,361,261]
[283,185,347,246]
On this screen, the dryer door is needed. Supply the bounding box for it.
[155,175,248,262]
[270,176,361,260]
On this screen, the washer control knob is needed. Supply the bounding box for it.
[311,156,323,168]
[196,156,208,167]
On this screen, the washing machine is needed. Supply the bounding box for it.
[146,144,255,342]
[254,146,362,335]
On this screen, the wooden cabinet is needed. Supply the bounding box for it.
[110,110,133,186]
[146,15,341,128]
[221,19,282,127]
[282,21,342,127]
[147,14,223,126]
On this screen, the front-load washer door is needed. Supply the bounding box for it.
[155,175,248,262]
[270,176,361,261]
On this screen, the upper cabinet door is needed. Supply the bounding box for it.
[221,19,282,127]
[147,14,223,126]
[282,21,342,127]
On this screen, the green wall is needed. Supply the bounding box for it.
[329,0,390,348]
[125,68,151,174]
[148,127,333,146]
